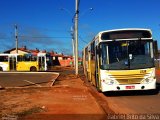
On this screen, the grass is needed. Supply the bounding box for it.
[16,106,46,117]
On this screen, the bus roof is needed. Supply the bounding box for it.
[94,28,151,38]
[0,53,10,56]
[83,28,152,49]
[98,28,151,35]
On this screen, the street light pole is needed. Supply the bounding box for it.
[61,3,92,75]
[75,0,79,76]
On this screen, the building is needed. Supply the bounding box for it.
[49,51,74,66]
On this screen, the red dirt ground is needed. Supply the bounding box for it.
[1,67,159,120]
[0,67,108,120]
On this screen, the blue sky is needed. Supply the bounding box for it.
[0,0,160,55]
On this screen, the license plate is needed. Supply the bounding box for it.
[126,86,135,89]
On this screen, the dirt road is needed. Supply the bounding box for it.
[0,67,110,120]
[106,93,160,114]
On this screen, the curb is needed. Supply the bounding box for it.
[50,73,60,87]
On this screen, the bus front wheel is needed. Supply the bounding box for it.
[30,66,37,72]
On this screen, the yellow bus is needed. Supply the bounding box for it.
[83,28,157,92]
[0,53,50,71]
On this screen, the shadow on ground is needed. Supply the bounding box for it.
[103,83,160,97]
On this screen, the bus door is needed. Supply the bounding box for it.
[9,56,16,71]
[95,45,101,90]
[38,56,46,71]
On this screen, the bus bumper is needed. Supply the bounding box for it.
[101,80,156,92]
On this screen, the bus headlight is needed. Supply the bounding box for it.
[141,77,155,84]
[145,78,150,83]
[102,79,116,85]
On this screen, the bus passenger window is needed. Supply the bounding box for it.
[17,55,23,62]
[0,56,8,62]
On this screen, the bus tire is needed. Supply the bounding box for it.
[0,67,3,71]
[95,73,101,92]
[30,66,37,72]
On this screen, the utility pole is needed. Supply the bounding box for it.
[71,26,75,68]
[15,24,18,54]
[75,0,79,76]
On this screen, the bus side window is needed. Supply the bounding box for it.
[24,55,31,61]
[4,56,8,62]
[0,56,8,62]
[31,56,37,61]
[17,55,23,62]
[91,41,95,60]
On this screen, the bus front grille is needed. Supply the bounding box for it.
[116,78,143,84]
[109,74,149,85]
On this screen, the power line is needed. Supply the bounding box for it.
[78,35,88,44]
[0,37,13,40]
[0,36,71,39]
[19,36,71,39]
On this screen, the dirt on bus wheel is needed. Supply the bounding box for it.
[30,66,37,72]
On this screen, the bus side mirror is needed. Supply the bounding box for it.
[153,40,158,59]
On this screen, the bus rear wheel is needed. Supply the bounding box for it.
[95,75,101,92]
[30,66,37,72]
[0,67,3,71]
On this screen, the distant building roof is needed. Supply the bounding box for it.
[3,46,77,59]
[3,46,40,54]
[3,47,30,53]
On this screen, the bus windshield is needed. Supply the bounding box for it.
[100,40,154,70]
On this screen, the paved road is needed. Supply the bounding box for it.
[91,83,160,117]
[0,72,59,88]
[82,72,160,117]
[104,90,160,113]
